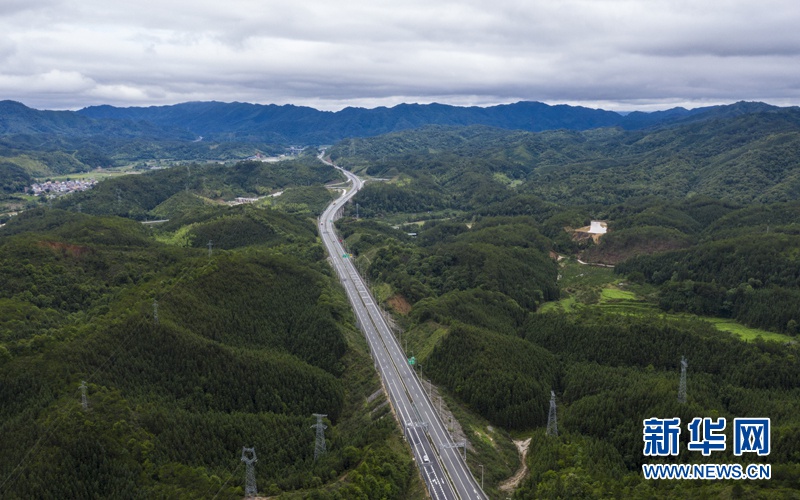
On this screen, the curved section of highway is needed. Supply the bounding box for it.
[318,155,487,500]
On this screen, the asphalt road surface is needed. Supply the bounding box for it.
[318,155,488,500]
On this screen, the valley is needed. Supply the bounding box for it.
[1,100,800,498]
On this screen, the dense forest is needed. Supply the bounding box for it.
[330,106,800,205]
[335,210,800,497]
[3,100,800,498]
[327,109,800,497]
[0,99,791,182]
[77,100,785,143]
[0,167,422,498]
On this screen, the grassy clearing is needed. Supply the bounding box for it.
[371,282,393,303]
[44,167,139,182]
[153,225,194,247]
[600,288,637,301]
[597,287,659,315]
[704,318,795,343]
[547,259,792,343]
[558,259,616,288]
[407,321,449,361]
[378,209,467,226]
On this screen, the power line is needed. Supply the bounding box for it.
[209,462,242,500]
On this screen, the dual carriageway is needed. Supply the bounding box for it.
[318,157,488,500]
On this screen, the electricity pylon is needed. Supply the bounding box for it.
[241,447,257,498]
[312,414,327,460]
[547,390,558,437]
[678,356,688,404]
[80,381,88,411]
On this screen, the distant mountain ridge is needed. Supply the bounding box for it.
[0,98,794,145]
[0,100,192,140]
[75,100,792,143]
[77,100,626,143]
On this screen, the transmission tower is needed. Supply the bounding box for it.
[153,298,158,326]
[80,381,88,411]
[547,390,558,437]
[207,240,213,258]
[678,356,688,404]
[241,447,257,498]
[312,414,327,460]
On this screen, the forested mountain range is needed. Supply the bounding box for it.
[0,100,192,140]
[0,98,789,147]
[4,94,800,498]
[0,200,421,498]
[330,106,800,205]
[323,104,800,496]
[0,98,793,182]
[76,100,785,143]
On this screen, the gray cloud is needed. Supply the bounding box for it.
[1,0,799,111]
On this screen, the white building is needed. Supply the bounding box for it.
[588,221,607,234]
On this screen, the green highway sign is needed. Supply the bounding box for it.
[408,356,416,365]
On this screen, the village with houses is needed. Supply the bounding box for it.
[28,179,98,197]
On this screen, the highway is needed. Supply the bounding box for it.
[318,155,488,500]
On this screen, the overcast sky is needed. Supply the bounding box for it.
[1,0,799,112]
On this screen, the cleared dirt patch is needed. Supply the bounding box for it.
[386,294,412,315]
[39,240,93,258]
[499,437,532,493]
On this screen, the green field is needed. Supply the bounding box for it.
[600,288,636,300]
[704,318,795,343]
[538,295,577,313]
[45,168,140,182]
[543,259,794,343]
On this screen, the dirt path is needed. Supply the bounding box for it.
[499,437,532,493]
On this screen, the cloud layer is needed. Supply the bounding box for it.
[2,0,799,111]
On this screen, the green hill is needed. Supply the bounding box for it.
[330,107,800,205]
[52,155,341,220]
[150,191,215,219]
[329,121,800,497]
[0,208,420,498]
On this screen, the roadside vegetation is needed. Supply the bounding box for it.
[3,103,800,498]
[329,117,800,498]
